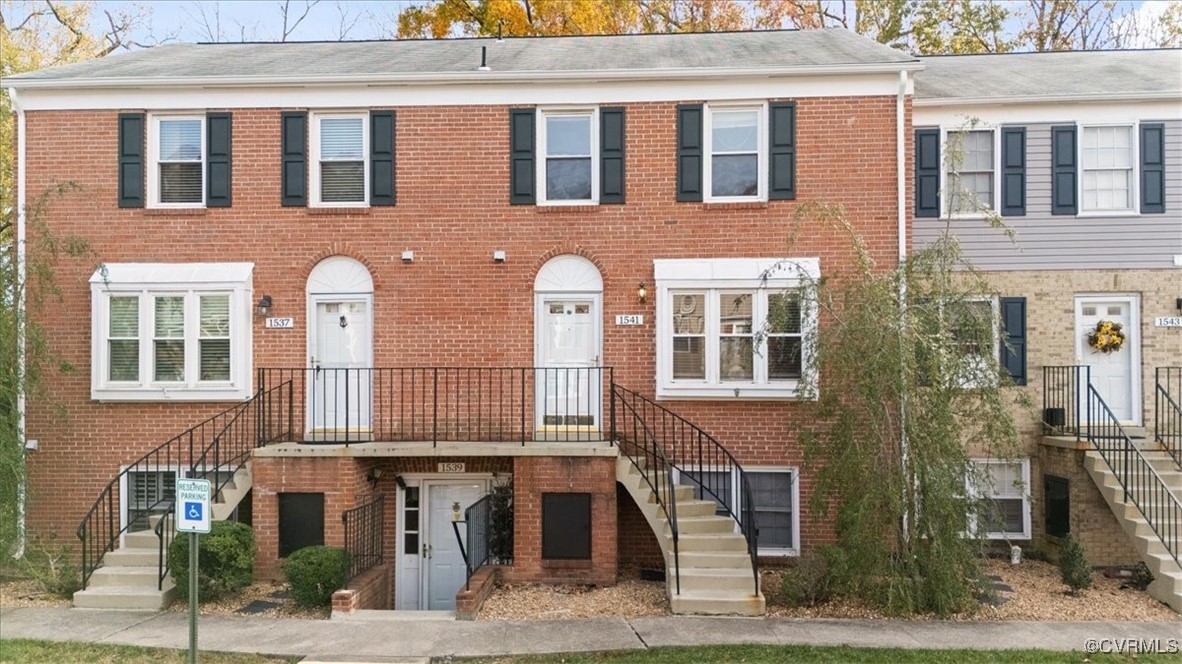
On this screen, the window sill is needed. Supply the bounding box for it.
[700,201,768,210]
[93,386,251,402]
[1075,211,1141,218]
[983,533,1031,541]
[657,383,810,401]
[307,207,372,216]
[144,208,207,216]
[540,559,593,569]
[536,204,602,213]
[758,548,799,558]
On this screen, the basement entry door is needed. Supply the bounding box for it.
[423,481,484,610]
[1076,297,1139,424]
[308,298,373,439]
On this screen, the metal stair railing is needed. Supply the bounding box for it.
[343,493,385,581]
[1155,367,1182,468]
[1086,383,1182,571]
[611,384,760,597]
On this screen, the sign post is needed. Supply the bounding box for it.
[176,478,212,664]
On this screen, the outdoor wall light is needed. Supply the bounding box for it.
[493,250,507,263]
[256,295,272,317]
[401,250,414,262]
[367,467,385,489]
[1176,297,1182,313]
[637,283,647,304]
[395,474,407,490]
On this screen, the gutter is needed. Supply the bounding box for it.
[896,69,911,535]
[3,61,925,91]
[914,91,1181,107]
[11,87,27,559]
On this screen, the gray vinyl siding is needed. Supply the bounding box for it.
[915,119,1182,270]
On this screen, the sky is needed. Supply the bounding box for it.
[85,0,1168,46]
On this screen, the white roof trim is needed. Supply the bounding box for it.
[90,262,254,286]
[4,62,924,91]
[915,91,1182,106]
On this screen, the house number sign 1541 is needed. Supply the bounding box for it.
[615,315,644,326]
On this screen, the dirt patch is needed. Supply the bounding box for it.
[479,570,669,620]
[765,559,1180,622]
[0,577,73,609]
[164,581,328,619]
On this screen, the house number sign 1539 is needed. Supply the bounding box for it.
[438,462,465,473]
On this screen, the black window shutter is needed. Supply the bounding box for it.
[1000,127,1025,217]
[118,113,145,208]
[676,104,703,202]
[370,110,396,206]
[768,102,796,200]
[280,112,307,207]
[1140,123,1165,214]
[1051,125,1077,215]
[600,107,625,204]
[509,108,535,205]
[914,128,939,217]
[205,113,232,208]
[1000,296,1027,386]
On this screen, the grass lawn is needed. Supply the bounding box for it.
[0,639,298,663]
[464,644,1182,663]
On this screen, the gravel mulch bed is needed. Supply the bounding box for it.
[163,581,328,620]
[479,570,670,621]
[766,559,1180,622]
[0,578,73,608]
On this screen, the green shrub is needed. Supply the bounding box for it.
[778,552,833,608]
[19,534,81,598]
[1058,535,1092,594]
[169,521,256,601]
[284,546,350,607]
[489,478,514,563]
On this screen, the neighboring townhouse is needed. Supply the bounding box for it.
[6,30,919,614]
[913,49,1182,611]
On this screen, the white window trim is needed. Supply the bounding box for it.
[90,263,253,402]
[309,111,370,208]
[146,114,205,209]
[655,257,818,400]
[703,102,768,203]
[536,107,600,206]
[967,458,1031,540]
[673,465,800,556]
[939,125,999,220]
[1077,122,1140,217]
[953,295,1001,390]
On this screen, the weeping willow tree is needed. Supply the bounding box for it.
[780,130,1027,616]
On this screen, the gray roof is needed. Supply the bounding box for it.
[916,49,1182,101]
[5,29,917,87]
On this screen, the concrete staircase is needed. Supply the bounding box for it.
[73,462,253,610]
[616,457,765,616]
[1083,447,1182,613]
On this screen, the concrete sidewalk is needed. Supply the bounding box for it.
[1,606,1179,660]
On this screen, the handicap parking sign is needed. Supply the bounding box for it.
[175,479,212,533]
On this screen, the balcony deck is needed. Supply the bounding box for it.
[254,439,618,458]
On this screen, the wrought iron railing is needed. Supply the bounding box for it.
[343,494,385,580]
[76,379,295,591]
[257,367,612,445]
[611,384,760,597]
[452,494,493,592]
[1085,383,1181,570]
[1042,365,1090,438]
[1156,367,1182,467]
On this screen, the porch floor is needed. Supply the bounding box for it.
[254,440,618,458]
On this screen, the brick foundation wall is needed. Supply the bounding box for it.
[455,565,501,620]
[332,562,393,613]
[616,482,665,570]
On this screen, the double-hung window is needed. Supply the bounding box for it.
[539,109,597,204]
[656,258,817,400]
[967,459,1031,539]
[945,129,994,215]
[311,113,368,206]
[705,105,765,201]
[91,263,253,401]
[676,467,799,555]
[948,297,999,389]
[1081,125,1135,213]
[149,116,204,207]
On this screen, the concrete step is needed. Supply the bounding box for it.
[668,516,736,535]
[676,551,753,569]
[668,533,749,552]
[123,530,161,549]
[102,548,162,567]
[87,565,161,588]
[670,589,765,616]
[678,568,758,592]
[73,583,177,610]
[673,500,723,518]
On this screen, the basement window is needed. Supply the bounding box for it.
[676,467,799,555]
[967,459,1031,539]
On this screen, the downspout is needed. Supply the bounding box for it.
[896,69,911,538]
[12,88,27,559]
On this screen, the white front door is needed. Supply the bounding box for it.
[423,482,484,610]
[1076,297,1139,423]
[309,298,372,437]
[536,297,601,429]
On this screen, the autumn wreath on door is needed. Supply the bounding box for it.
[1087,320,1126,354]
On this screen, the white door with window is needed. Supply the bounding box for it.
[537,298,601,428]
[1076,296,1139,424]
[309,299,372,436]
[423,482,484,610]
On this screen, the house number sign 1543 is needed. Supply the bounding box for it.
[1155,316,1182,328]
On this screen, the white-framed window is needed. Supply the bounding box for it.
[121,468,178,531]
[538,108,598,205]
[1080,124,1136,213]
[310,112,368,207]
[676,466,799,555]
[943,128,995,215]
[90,263,253,401]
[967,458,1031,540]
[704,103,767,202]
[948,296,1000,389]
[655,257,817,400]
[147,115,205,208]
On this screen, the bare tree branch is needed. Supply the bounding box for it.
[279,0,321,42]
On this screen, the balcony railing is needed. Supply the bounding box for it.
[1156,367,1182,467]
[257,367,613,445]
[1042,365,1089,438]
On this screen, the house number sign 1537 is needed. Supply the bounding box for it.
[265,317,295,329]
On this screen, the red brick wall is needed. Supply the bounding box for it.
[22,95,910,559]
[616,483,665,570]
[505,456,618,585]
